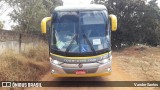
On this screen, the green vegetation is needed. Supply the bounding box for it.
[93,0,160,47]
[4,0,62,33]
[2,0,160,47]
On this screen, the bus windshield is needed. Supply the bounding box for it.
[51,10,110,55]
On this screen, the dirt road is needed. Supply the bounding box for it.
[27,45,160,90]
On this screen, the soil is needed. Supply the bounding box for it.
[25,45,160,90]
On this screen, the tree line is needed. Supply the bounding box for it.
[2,0,62,32]
[1,0,160,47]
[93,0,160,47]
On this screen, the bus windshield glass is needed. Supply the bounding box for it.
[51,10,110,55]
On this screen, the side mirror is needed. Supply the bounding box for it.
[109,14,117,31]
[41,17,52,34]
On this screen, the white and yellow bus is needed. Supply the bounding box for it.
[41,4,117,77]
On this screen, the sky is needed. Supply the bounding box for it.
[0,0,160,30]
[0,1,14,30]
[62,0,92,5]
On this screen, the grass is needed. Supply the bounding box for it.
[0,41,50,81]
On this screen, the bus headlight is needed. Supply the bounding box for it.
[98,59,109,64]
[50,57,63,65]
[98,56,112,64]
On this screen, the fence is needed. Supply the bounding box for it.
[0,29,45,54]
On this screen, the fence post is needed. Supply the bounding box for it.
[19,33,22,53]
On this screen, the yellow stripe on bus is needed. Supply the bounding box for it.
[50,51,111,60]
[52,72,111,77]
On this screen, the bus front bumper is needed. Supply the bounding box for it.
[50,61,112,77]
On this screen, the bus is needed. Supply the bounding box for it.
[41,4,117,77]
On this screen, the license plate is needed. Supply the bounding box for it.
[75,70,86,75]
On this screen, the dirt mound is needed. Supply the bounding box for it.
[125,44,150,51]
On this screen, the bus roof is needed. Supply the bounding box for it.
[54,4,107,11]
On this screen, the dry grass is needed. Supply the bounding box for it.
[0,41,50,81]
[113,45,160,81]
[0,43,159,82]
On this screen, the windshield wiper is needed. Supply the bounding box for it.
[83,34,96,54]
[65,34,77,53]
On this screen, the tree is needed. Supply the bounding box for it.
[142,0,160,46]
[93,0,160,47]
[4,0,62,33]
